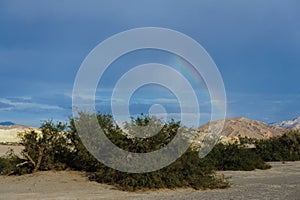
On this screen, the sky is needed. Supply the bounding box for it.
[0,0,299,127]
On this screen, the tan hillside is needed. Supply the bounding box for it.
[198,117,286,140]
[0,124,37,143]
[191,117,286,150]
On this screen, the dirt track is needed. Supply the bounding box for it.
[1,162,300,200]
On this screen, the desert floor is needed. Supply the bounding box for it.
[0,145,23,157]
[0,161,300,200]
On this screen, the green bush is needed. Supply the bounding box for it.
[255,130,300,162]
[0,157,13,175]
[204,143,271,171]
[70,113,229,191]
[0,149,24,175]
[89,150,229,191]
[17,121,70,173]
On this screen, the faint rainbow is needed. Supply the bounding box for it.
[167,54,227,123]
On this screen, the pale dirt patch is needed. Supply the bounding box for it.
[1,162,300,199]
[0,145,23,157]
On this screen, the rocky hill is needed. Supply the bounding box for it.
[198,117,286,141]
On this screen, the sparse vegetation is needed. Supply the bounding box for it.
[0,149,23,175]
[0,142,20,146]
[1,113,300,191]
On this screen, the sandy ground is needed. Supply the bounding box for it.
[0,161,300,200]
[0,145,23,157]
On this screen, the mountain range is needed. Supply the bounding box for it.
[0,121,15,126]
[271,117,300,130]
[0,117,299,143]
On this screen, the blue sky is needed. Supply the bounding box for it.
[0,0,299,127]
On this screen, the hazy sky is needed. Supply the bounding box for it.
[0,0,299,127]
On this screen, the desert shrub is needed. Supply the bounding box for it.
[111,116,181,153]
[65,116,106,172]
[255,130,300,161]
[0,157,14,175]
[17,121,70,173]
[67,113,182,171]
[206,130,300,171]
[204,143,271,171]
[70,113,229,191]
[89,149,229,191]
[0,149,23,175]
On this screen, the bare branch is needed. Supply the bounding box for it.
[22,152,36,166]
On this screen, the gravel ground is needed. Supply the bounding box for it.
[0,161,300,200]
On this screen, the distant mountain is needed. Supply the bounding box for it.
[271,117,300,130]
[0,121,15,126]
[197,117,285,140]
